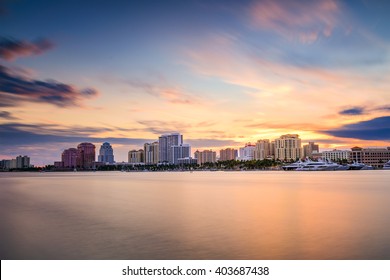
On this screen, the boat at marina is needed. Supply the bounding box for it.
[348,162,373,170]
[383,160,390,170]
[295,159,343,171]
[283,159,346,171]
[282,159,305,170]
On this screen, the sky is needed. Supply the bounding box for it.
[1,0,390,165]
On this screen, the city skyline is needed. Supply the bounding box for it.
[1,0,390,165]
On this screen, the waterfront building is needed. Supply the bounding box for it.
[144,142,159,164]
[0,159,11,169]
[219,148,238,161]
[10,159,17,169]
[303,142,319,158]
[350,146,390,168]
[15,155,30,168]
[54,161,64,168]
[1,157,30,169]
[62,148,78,168]
[239,143,256,161]
[76,143,96,169]
[177,157,198,165]
[171,144,191,165]
[255,139,271,160]
[98,142,114,164]
[275,134,302,161]
[159,133,183,163]
[128,149,145,164]
[322,149,350,162]
[194,150,216,165]
[270,141,276,157]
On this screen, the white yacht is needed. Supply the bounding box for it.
[383,160,390,170]
[295,159,341,171]
[283,159,345,171]
[282,159,305,170]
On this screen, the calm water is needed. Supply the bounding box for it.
[1,171,390,260]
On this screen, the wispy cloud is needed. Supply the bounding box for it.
[0,122,151,146]
[127,79,201,105]
[0,111,18,120]
[0,64,98,107]
[137,120,216,135]
[339,107,365,115]
[0,37,54,61]
[338,104,390,115]
[249,0,343,43]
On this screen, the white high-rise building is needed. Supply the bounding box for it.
[158,133,183,163]
[16,155,30,168]
[171,144,191,165]
[275,134,302,161]
[239,143,256,161]
[98,142,114,164]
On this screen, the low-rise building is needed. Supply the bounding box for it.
[322,149,350,162]
[350,146,390,168]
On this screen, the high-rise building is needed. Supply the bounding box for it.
[275,134,302,161]
[128,149,144,164]
[144,142,159,164]
[255,139,271,160]
[270,141,276,157]
[158,133,183,163]
[171,144,191,165]
[15,155,30,168]
[1,157,30,169]
[219,148,238,161]
[303,142,319,158]
[98,142,114,164]
[10,159,17,169]
[194,150,216,165]
[239,143,256,161]
[62,148,78,168]
[77,143,95,169]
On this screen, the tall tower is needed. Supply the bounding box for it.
[158,133,183,163]
[62,148,78,168]
[77,142,95,169]
[144,142,159,164]
[98,142,114,164]
[255,139,271,160]
[275,134,302,161]
[171,144,191,165]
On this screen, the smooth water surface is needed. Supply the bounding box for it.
[1,171,390,259]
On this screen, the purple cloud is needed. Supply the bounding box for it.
[339,107,365,115]
[0,65,98,107]
[0,37,54,61]
[323,116,390,140]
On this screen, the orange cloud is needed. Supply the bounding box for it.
[249,0,342,43]
[126,79,201,105]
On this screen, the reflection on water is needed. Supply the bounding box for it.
[1,171,390,259]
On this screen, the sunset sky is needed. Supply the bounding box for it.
[1,0,390,165]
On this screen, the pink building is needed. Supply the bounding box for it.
[62,148,78,168]
[77,143,95,169]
